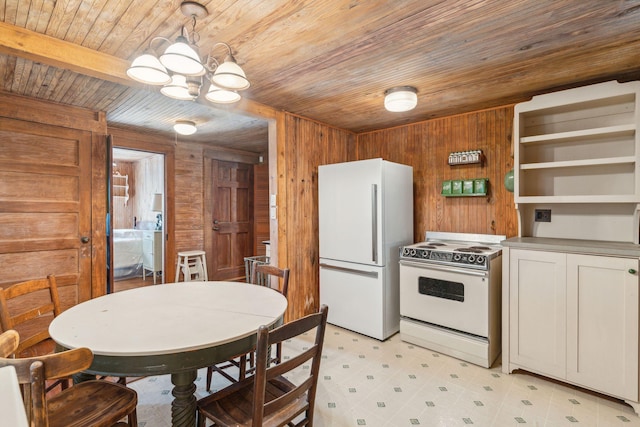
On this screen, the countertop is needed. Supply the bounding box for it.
[501,237,640,258]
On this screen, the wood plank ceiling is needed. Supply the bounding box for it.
[1,0,640,153]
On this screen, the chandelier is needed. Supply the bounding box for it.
[126,1,249,104]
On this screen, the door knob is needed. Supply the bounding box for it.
[629,269,637,275]
[212,227,220,231]
[213,220,219,224]
[80,236,90,243]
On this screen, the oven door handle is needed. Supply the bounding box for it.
[400,260,488,277]
[320,263,379,278]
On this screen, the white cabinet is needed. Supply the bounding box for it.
[503,244,640,411]
[142,230,162,284]
[513,80,640,243]
[566,254,639,400]
[508,249,566,378]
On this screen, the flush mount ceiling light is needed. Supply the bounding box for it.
[127,1,249,104]
[384,86,418,112]
[174,120,197,135]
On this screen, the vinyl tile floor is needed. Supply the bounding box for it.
[127,324,640,426]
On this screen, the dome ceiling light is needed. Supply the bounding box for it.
[174,120,197,136]
[384,86,418,112]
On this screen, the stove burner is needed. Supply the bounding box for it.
[418,245,438,249]
[469,246,491,250]
[455,248,485,254]
[426,242,446,246]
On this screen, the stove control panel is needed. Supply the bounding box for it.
[400,246,490,269]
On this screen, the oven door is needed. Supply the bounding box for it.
[400,260,489,337]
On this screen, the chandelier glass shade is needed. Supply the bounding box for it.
[211,59,250,90]
[127,53,172,85]
[160,74,193,100]
[384,86,418,112]
[126,2,249,104]
[205,83,241,104]
[159,35,205,76]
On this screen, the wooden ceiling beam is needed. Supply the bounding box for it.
[0,22,276,120]
[0,22,132,86]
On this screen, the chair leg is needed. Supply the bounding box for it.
[196,410,206,427]
[239,354,247,380]
[275,342,282,364]
[206,366,213,392]
[128,409,138,427]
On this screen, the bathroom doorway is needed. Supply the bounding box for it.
[109,148,165,292]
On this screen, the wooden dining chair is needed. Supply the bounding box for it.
[0,329,138,427]
[251,264,290,298]
[250,265,290,366]
[205,264,290,391]
[197,304,328,427]
[0,275,71,392]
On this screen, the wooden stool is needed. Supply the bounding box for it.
[175,250,208,282]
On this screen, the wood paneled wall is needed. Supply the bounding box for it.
[279,114,354,320]
[353,107,518,240]
[278,106,518,320]
[174,142,205,254]
[1,92,518,323]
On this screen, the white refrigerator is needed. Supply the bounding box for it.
[318,158,413,340]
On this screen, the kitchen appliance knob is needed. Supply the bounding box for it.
[468,255,476,263]
[476,256,485,264]
[409,249,416,256]
[453,253,461,261]
[629,269,637,275]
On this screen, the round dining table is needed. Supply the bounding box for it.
[49,281,288,427]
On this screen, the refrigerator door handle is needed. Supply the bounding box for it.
[320,263,379,278]
[371,183,378,263]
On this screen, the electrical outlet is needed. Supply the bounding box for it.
[535,209,551,222]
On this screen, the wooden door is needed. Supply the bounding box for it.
[0,117,92,308]
[205,159,254,280]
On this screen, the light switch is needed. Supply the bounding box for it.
[270,194,277,206]
[270,206,277,220]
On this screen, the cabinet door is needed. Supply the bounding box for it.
[566,254,639,400]
[510,249,567,378]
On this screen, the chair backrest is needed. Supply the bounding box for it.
[0,329,94,427]
[250,264,290,297]
[0,275,61,356]
[251,305,328,426]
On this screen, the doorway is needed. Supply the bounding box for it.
[109,148,165,292]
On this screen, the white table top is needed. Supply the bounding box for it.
[49,281,288,357]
